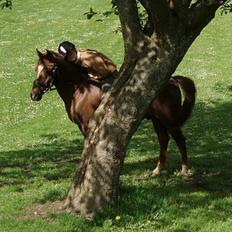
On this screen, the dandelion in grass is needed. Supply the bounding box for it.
[115,215,121,221]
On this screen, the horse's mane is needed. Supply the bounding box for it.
[48,51,101,88]
[71,63,89,77]
[36,50,101,89]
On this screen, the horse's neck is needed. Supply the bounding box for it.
[54,73,101,128]
[58,64,88,85]
[53,65,101,107]
[54,67,90,106]
[54,74,78,103]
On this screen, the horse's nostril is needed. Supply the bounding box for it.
[31,93,40,101]
[30,93,35,100]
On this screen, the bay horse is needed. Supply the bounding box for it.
[30,50,196,176]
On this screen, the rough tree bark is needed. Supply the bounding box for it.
[64,0,225,216]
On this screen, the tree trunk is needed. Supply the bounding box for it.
[64,0,223,216]
[64,36,190,215]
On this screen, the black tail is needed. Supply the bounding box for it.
[173,75,196,126]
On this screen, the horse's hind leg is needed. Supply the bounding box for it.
[151,119,170,176]
[169,128,189,176]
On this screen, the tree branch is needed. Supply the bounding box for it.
[189,0,225,32]
[116,0,144,54]
[169,0,192,9]
[168,0,192,20]
[139,0,171,30]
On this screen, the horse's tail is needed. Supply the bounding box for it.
[173,75,196,126]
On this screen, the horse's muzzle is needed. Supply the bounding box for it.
[30,92,42,101]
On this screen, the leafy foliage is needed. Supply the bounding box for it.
[221,0,232,14]
[83,7,97,19]
[83,6,117,21]
[0,0,12,9]
[84,0,232,24]
[83,1,148,33]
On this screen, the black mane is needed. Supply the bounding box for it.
[56,60,102,89]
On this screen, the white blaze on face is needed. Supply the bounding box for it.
[37,64,44,78]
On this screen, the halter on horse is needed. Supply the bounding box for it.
[32,65,57,100]
[30,49,196,176]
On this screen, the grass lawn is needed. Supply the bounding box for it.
[0,1,232,231]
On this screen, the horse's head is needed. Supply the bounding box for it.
[30,49,63,101]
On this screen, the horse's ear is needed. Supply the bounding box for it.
[46,50,58,62]
[46,49,54,58]
[46,49,52,55]
[36,49,43,58]
[46,49,64,64]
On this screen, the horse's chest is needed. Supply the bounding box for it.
[63,88,100,130]
[70,96,93,123]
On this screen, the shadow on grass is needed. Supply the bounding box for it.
[125,100,232,176]
[93,101,232,228]
[0,135,83,186]
[0,100,232,227]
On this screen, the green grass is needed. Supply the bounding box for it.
[0,0,232,231]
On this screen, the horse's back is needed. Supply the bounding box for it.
[147,76,195,128]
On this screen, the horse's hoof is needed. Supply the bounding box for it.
[151,168,161,177]
[178,168,193,177]
[179,171,189,177]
